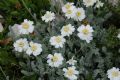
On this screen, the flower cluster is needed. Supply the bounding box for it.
[42,2,94,48]
[62,2,86,21]
[14,38,42,56]
[41,10,80,79]
[107,67,120,80]
[11,0,120,80]
[47,53,79,79]
[13,19,42,56]
[42,9,80,79]
[34,1,104,79]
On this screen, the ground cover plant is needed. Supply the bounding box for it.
[0,0,120,80]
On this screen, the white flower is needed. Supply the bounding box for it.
[18,19,34,34]
[62,3,76,19]
[67,57,77,65]
[61,24,75,37]
[13,38,29,52]
[0,15,3,18]
[41,11,55,23]
[107,67,120,80]
[62,3,75,13]
[83,0,97,7]
[0,23,4,32]
[11,24,20,37]
[95,0,104,8]
[26,42,42,56]
[63,66,79,80]
[65,9,76,19]
[47,53,64,67]
[73,8,86,21]
[49,35,66,48]
[77,25,94,43]
[117,33,120,39]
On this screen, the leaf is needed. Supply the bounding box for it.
[21,70,34,76]
[0,50,17,65]
[21,74,37,80]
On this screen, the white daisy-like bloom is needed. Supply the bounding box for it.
[62,2,75,13]
[13,38,29,52]
[65,9,76,19]
[62,2,76,19]
[83,0,97,7]
[49,35,66,48]
[73,8,86,21]
[18,19,34,34]
[26,42,42,56]
[67,57,77,66]
[77,25,94,43]
[107,67,120,80]
[63,66,79,80]
[117,33,120,39]
[41,11,55,23]
[0,22,4,32]
[95,0,104,8]
[61,24,75,37]
[11,24,20,37]
[47,53,64,67]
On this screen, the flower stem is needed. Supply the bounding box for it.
[0,66,9,80]
[21,0,37,22]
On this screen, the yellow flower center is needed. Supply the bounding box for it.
[52,55,58,62]
[18,42,24,47]
[67,68,74,76]
[55,37,62,43]
[112,71,119,77]
[66,10,72,14]
[63,26,70,32]
[31,44,37,51]
[65,4,71,9]
[76,11,81,17]
[22,23,29,29]
[82,29,89,35]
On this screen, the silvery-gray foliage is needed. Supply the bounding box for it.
[10,0,120,80]
[108,0,119,6]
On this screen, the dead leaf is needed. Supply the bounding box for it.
[0,38,12,45]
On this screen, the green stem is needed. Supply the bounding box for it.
[77,0,81,7]
[48,22,52,35]
[21,0,37,22]
[0,66,8,80]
